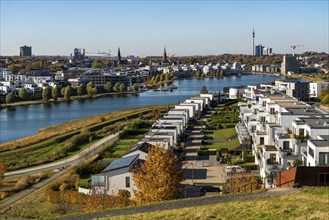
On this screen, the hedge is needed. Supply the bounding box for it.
[239,163,258,170]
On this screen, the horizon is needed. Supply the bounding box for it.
[1,0,328,56]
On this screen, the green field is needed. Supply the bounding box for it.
[207,128,240,150]
[105,187,329,220]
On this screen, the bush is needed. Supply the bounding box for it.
[74,162,109,176]
[239,163,258,170]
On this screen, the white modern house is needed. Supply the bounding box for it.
[309,82,329,99]
[238,89,329,188]
[91,154,144,198]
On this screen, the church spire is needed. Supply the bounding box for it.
[117,47,122,63]
[163,46,167,62]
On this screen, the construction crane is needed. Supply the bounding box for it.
[291,45,304,56]
[85,50,111,58]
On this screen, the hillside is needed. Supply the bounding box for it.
[102,187,328,220]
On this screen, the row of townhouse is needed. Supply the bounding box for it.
[228,80,329,101]
[238,89,329,188]
[81,93,219,198]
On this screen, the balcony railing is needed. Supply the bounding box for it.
[266,162,284,172]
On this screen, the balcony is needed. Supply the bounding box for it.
[265,162,284,172]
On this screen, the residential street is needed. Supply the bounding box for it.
[181,116,227,198]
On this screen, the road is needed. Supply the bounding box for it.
[0,133,119,209]
[4,132,119,178]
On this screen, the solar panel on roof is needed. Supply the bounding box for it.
[102,154,138,173]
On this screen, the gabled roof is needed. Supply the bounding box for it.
[126,142,154,155]
[102,154,139,173]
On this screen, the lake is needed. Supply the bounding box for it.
[0,74,284,143]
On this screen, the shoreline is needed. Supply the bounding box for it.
[0,91,141,109]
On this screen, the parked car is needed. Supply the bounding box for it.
[200,185,220,192]
[226,166,245,174]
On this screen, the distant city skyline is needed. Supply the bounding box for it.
[1,0,328,56]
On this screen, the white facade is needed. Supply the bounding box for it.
[309,82,329,98]
[175,104,196,118]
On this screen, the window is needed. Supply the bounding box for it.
[125,176,130,188]
[260,137,264,145]
[261,117,266,123]
[319,152,329,165]
[299,129,304,136]
[270,108,275,114]
[308,147,314,158]
[283,141,289,151]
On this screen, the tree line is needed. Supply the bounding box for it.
[4,82,139,104]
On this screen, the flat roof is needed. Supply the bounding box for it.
[283,107,324,115]
[310,135,329,147]
[275,101,308,107]
[269,95,295,100]
[300,117,329,129]
[264,145,278,151]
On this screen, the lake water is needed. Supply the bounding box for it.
[0,74,284,143]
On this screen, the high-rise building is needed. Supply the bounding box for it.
[263,47,273,56]
[255,44,264,56]
[252,29,255,56]
[281,55,300,75]
[20,45,32,57]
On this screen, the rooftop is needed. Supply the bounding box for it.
[264,145,278,151]
[269,95,295,101]
[309,135,329,147]
[275,101,308,107]
[102,154,139,173]
[283,107,324,115]
[300,117,329,129]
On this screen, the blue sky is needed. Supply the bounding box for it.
[1,0,328,56]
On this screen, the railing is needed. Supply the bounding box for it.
[266,163,284,172]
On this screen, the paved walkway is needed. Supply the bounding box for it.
[182,122,226,186]
[60,187,301,220]
[4,133,119,178]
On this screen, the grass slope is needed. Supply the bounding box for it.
[105,187,329,220]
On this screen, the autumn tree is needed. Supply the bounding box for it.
[113,82,121,92]
[131,83,139,93]
[119,83,126,93]
[5,93,15,103]
[64,86,71,101]
[52,87,59,101]
[77,83,86,96]
[219,69,224,78]
[18,88,28,100]
[0,163,6,186]
[200,85,208,94]
[92,59,103,69]
[226,173,261,194]
[132,146,183,204]
[42,86,51,101]
[105,82,112,92]
[86,82,97,97]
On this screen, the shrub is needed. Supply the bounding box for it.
[239,163,258,170]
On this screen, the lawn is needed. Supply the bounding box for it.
[208,139,240,150]
[105,187,329,220]
[209,128,236,141]
[206,128,239,150]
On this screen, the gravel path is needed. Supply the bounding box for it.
[60,187,301,220]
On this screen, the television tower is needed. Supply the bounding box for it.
[252,28,255,56]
